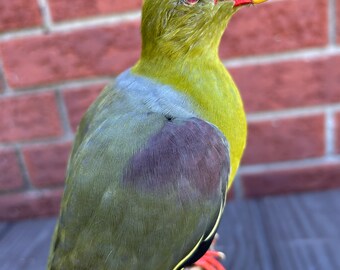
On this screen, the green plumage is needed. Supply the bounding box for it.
[48,0,252,269]
[48,81,228,269]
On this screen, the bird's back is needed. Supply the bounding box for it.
[48,71,230,270]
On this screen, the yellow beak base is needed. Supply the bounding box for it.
[252,0,268,4]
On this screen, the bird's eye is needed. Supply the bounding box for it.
[184,0,199,5]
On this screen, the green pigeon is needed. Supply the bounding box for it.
[48,0,266,269]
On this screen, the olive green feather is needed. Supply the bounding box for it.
[48,0,247,269]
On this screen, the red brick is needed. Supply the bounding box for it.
[243,115,325,165]
[0,189,63,221]
[221,0,328,58]
[336,112,340,153]
[230,56,340,113]
[0,23,141,89]
[49,0,142,22]
[241,164,340,198]
[63,85,104,131]
[0,0,42,33]
[23,142,72,188]
[0,149,23,192]
[0,92,63,142]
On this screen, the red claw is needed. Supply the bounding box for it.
[194,250,226,270]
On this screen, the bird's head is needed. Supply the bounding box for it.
[141,0,266,59]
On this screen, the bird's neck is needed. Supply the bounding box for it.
[132,53,242,120]
[132,53,247,186]
[132,53,226,102]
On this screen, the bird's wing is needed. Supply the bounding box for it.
[48,84,230,270]
[123,116,230,270]
[173,130,229,270]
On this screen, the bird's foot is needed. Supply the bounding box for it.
[192,250,226,270]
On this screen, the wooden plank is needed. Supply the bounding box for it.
[0,222,10,240]
[217,200,274,270]
[1,189,340,270]
[0,218,56,270]
[0,223,8,232]
[259,189,340,270]
[0,202,273,270]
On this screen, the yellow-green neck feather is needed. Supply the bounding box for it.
[132,0,247,187]
[139,0,236,59]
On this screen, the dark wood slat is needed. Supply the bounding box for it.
[259,189,340,270]
[217,200,274,270]
[0,223,10,240]
[1,202,273,270]
[0,223,8,233]
[0,218,56,270]
[1,189,340,270]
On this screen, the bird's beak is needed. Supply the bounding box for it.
[234,0,267,7]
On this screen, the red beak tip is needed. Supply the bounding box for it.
[233,0,253,7]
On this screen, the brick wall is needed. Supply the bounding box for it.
[0,0,339,220]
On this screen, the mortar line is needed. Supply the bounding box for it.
[50,11,141,33]
[325,109,336,155]
[15,145,34,190]
[247,104,340,122]
[37,0,53,32]
[224,47,340,68]
[55,89,74,139]
[239,155,340,175]
[334,110,339,152]
[0,28,44,42]
[0,136,74,151]
[0,186,65,197]
[328,0,337,46]
[0,10,140,41]
[0,76,112,99]
[0,59,12,94]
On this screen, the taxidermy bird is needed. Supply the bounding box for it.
[48,0,266,269]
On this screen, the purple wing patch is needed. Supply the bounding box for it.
[123,117,230,200]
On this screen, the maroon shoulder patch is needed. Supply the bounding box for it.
[123,117,230,200]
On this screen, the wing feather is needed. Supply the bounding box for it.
[49,84,230,270]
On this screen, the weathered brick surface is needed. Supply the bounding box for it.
[336,112,340,153]
[49,0,142,22]
[221,0,328,58]
[243,115,325,165]
[0,149,23,192]
[230,56,340,113]
[63,85,104,131]
[0,0,42,33]
[0,0,338,218]
[242,164,340,198]
[0,189,63,221]
[0,23,141,89]
[23,143,72,188]
[0,92,63,142]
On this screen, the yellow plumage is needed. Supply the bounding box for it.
[133,0,247,187]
